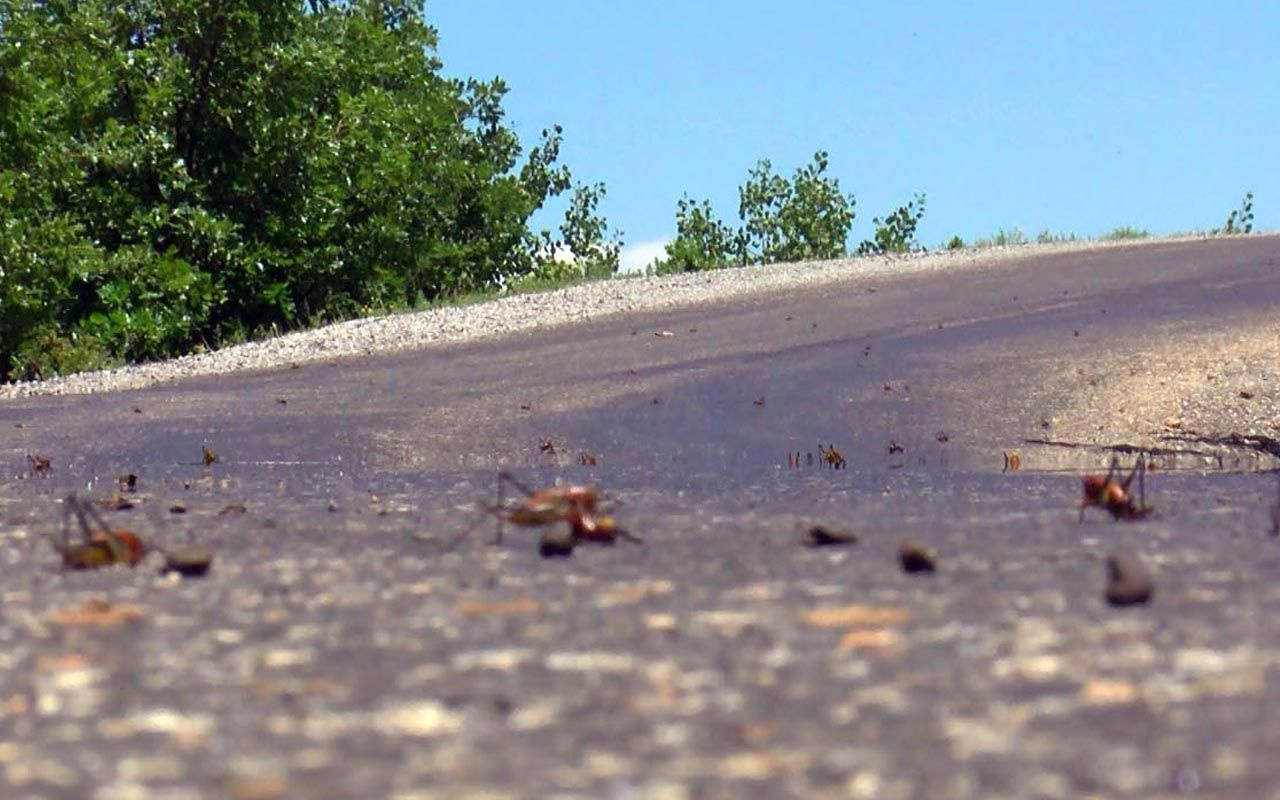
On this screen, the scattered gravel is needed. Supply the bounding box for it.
[0,236,1214,399]
[1042,315,1280,459]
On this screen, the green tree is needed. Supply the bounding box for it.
[1219,191,1255,235]
[857,194,927,256]
[0,0,614,379]
[739,151,855,263]
[559,182,622,279]
[518,181,622,284]
[658,196,745,272]
[654,150,856,272]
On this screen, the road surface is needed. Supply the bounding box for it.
[1,235,1279,799]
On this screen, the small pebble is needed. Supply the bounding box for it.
[1104,550,1154,606]
[899,540,937,573]
[163,545,215,577]
[539,531,575,558]
[802,526,859,547]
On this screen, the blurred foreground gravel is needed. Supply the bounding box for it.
[2,469,1279,800]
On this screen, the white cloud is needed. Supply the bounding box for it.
[618,237,672,274]
[549,244,577,264]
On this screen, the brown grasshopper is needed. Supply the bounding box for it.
[50,494,149,569]
[483,472,641,547]
[1080,456,1153,521]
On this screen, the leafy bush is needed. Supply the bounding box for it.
[1219,191,1255,234]
[654,151,862,272]
[656,197,746,273]
[739,151,856,264]
[0,1,614,380]
[1036,229,1077,244]
[1101,227,1148,241]
[973,228,1028,247]
[856,194,927,256]
[558,182,623,280]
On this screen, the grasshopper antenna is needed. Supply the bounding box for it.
[1106,456,1122,486]
[615,527,644,545]
[494,472,507,544]
[438,512,485,552]
[54,494,76,560]
[1136,453,1147,510]
[70,494,130,563]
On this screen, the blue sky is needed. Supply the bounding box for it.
[427,2,1278,270]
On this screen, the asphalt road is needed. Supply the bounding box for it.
[2,235,1280,799]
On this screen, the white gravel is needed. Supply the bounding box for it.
[0,236,1213,399]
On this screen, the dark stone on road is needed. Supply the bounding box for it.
[899,539,938,573]
[162,544,215,577]
[801,525,859,547]
[1105,550,1155,606]
[539,530,576,558]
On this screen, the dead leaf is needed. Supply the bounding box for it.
[3,694,28,715]
[598,581,674,606]
[36,653,91,673]
[801,604,911,628]
[458,598,546,617]
[49,598,146,627]
[1078,679,1139,706]
[736,721,774,746]
[225,774,289,800]
[838,629,903,652]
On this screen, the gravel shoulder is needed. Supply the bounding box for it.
[1044,315,1280,454]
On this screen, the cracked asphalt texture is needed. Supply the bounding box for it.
[2,236,1280,799]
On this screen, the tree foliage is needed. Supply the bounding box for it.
[659,196,745,272]
[0,0,615,380]
[655,151,923,274]
[545,182,622,280]
[1219,191,1254,235]
[856,193,927,256]
[739,151,855,263]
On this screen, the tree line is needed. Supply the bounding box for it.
[0,0,619,380]
[650,150,925,274]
